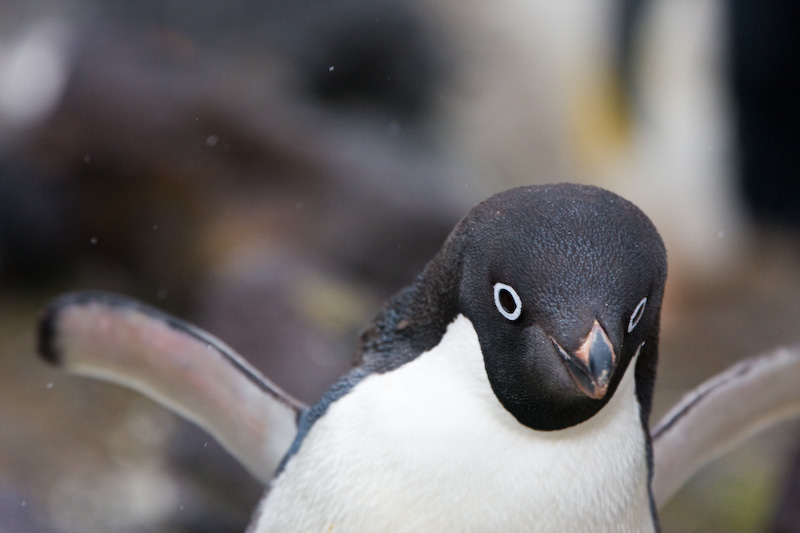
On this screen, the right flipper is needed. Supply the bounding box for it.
[38,291,307,484]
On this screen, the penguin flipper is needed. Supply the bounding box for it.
[651,346,800,506]
[38,290,305,484]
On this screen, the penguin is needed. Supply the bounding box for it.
[47,182,790,531]
[40,183,666,531]
[251,183,666,532]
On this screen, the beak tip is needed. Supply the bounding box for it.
[581,380,609,400]
[552,321,617,400]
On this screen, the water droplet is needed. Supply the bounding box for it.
[46,382,53,389]
[206,134,218,147]
[90,237,97,245]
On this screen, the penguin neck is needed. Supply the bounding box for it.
[357,240,463,373]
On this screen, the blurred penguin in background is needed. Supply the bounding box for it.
[725,2,800,531]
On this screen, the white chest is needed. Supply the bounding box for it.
[251,315,655,533]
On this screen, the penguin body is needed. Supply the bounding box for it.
[255,317,653,532]
[40,184,671,531]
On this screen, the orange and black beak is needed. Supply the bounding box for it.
[551,320,617,400]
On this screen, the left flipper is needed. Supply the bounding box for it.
[652,346,800,506]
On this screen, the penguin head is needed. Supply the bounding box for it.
[444,184,667,431]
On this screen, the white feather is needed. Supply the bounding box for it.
[252,315,654,532]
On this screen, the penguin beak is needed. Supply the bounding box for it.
[551,320,617,400]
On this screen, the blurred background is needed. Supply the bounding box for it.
[1,0,799,531]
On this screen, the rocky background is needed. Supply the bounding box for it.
[1,1,800,531]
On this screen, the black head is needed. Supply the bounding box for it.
[442,184,667,430]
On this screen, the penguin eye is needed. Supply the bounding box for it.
[493,283,522,321]
[627,297,647,333]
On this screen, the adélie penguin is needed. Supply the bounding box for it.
[37,183,800,531]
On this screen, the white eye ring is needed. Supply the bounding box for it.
[628,297,647,333]
[493,283,522,321]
